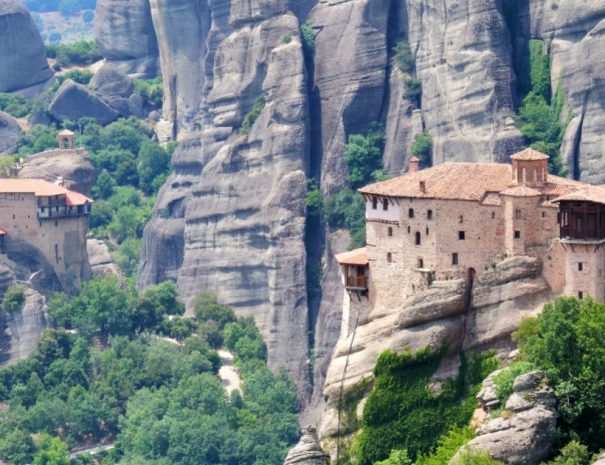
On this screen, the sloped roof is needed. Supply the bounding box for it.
[510,148,550,161]
[359,163,514,201]
[500,185,542,197]
[553,186,605,206]
[0,179,93,205]
[335,248,368,266]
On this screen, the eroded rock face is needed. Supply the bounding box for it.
[0,0,53,94]
[458,371,557,465]
[0,111,21,154]
[319,256,551,455]
[87,239,121,277]
[49,80,120,125]
[284,426,329,465]
[94,0,159,76]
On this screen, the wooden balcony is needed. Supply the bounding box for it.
[346,275,367,290]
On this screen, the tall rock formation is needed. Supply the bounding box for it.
[0,0,53,95]
[94,0,160,76]
[126,0,605,409]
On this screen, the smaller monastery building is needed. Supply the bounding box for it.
[336,149,605,312]
[0,178,93,293]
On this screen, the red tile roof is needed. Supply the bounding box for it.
[0,179,93,205]
[500,185,542,197]
[553,186,605,206]
[510,148,550,161]
[335,248,368,266]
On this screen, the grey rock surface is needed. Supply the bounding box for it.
[19,149,96,195]
[457,370,557,465]
[0,111,21,154]
[49,80,120,125]
[87,239,121,277]
[94,0,159,76]
[91,63,134,99]
[283,426,329,465]
[0,0,53,94]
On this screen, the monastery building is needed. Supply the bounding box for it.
[336,148,605,330]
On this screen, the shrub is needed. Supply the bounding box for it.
[46,40,101,66]
[0,93,31,118]
[282,34,292,44]
[301,20,315,54]
[394,40,415,74]
[324,188,366,249]
[2,286,26,313]
[192,293,236,329]
[403,76,422,105]
[546,441,590,465]
[134,77,164,109]
[52,69,93,91]
[344,124,385,188]
[411,132,432,168]
[241,95,266,134]
[415,426,475,465]
[492,361,535,404]
[456,448,505,465]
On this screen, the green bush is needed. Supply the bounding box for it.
[0,93,32,118]
[241,95,266,134]
[324,188,366,249]
[52,69,93,91]
[546,441,591,465]
[301,20,315,54]
[357,349,495,464]
[394,40,415,74]
[514,297,605,450]
[46,40,101,67]
[492,361,535,404]
[412,132,432,169]
[456,448,505,465]
[344,125,385,188]
[376,449,413,465]
[17,125,58,156]
[403,77,422,104]
[2,286,25,313]
[415,426,475,465]
[134,77,164,109]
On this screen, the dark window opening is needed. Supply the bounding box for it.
[388,227,393,237]
[458,231,465,240]
[452,253,459,265]
[407,226,411,233]
[492,212,496,219]
[426,227,429,235]
[418,258,424,268]
[372,197,377,210]
[409,208,415,218]
[387,253,392,263]
[578,262,583,272]
[383,199,389,211]
[427,210,433,220]
[459,215,464,223]
[578,291,584,299]
[514,230,521,239]
[415,231,421,246]
[542,211,546,218]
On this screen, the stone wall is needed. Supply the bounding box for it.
[562,241,605,301]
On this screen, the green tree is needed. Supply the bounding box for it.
[18,125,58,156]
[301,20,315,54]
[2,285,25,313]
[33,434,70,465]
[0,429,36,465]
[138,142,170,194]
[344,126,385,188]
[92,170,116,199]
[411,132,432,168]
[192,293,236,329]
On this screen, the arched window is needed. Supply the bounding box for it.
[418,258,424,268]
[415,231,421,246]
[427,210,433,220]
[409,208,415,218]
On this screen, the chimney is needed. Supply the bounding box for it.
[409,156,420,174]
[419,180,426,194]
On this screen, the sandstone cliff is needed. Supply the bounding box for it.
[118,0,605,408]
[0,0,53,95]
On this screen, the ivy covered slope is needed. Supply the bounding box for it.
[0,277,299,465]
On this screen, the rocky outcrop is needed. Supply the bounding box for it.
[87,239,121,277]
[19,149,96,195]
[457,371,557,465]
[0,287,49,364]
[0,111,21,155]
[319,256,551,454]
[90,64,143,118]
[49,80,120,125]
[94,0,159,76]
[139,6,312,401]
[283,426,329,465]
[0,0,53,95]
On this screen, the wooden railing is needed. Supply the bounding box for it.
[346,276,367,289]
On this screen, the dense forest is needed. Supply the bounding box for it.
[0,280,299,465]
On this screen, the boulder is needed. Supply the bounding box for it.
[49,80,119,125]
[0,111,21,154]
[19,149,96,195]
[87,239,121,277]
[0,0,53,94]
[94,0,159,76]
[283,426,329,465]
[90,63,134,98]
[456,371,557,465]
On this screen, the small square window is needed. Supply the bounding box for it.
[388,227,393,237]
[452,253,459,265]
[458,231,465,240]
[578,291,584,299]
[542,211,546,218]
[514,230,521,239]
[578,262,583,272]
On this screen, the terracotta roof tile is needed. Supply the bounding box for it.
[359,163,514,200]
[500,185,542,197]
[510,148,550,160]
[335,248,368,266]
[480,192,502,206]
[553,186,605,206]
[0,179,93,205]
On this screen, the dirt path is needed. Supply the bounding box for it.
[218,350,241,395]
